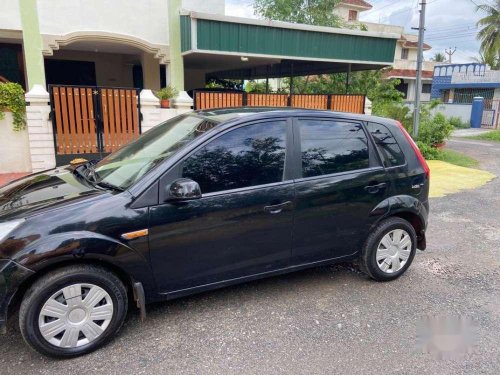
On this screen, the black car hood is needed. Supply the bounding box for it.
[0,167,105,221]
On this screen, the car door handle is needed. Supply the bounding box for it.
[364,182,387,194]
[264,201,292,214]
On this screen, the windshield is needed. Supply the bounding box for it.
[93,114,218,189]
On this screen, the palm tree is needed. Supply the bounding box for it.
[472,52,500,69]
[476,1,500,67]
[431,52,447,62]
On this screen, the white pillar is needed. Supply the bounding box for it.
[364,97,372,116]
[172,91,194,114]
[139,89,161,133]
[25,85,56,172]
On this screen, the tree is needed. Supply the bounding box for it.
[253,0,343,27]
[476,1,500,67]
[473,51,500,70]
[431,52,447,62]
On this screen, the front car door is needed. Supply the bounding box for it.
[148,119,295,295]
[291,117,391,264]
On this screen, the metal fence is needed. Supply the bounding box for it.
[193,91,366,114]
[482,99,500,129]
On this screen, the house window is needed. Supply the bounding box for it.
[401,48,409,60]
[348,10,358,21]
[0,43,26,89]
[422,84,432,94]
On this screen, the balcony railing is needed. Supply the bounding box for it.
[451,70,500,84]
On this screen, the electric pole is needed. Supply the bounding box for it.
[413,0,427,138]
[445,47,457,63]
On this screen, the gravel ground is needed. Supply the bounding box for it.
[1,137,499,375]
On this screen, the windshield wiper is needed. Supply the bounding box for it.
[95,181,125,192]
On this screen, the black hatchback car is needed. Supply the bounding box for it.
[0,108,429,357]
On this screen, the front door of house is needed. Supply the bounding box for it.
[49,85,142,165]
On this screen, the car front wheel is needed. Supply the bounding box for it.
[19,265,128,358]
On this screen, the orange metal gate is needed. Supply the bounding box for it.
[49,85,141,164]
[193,90,365,114]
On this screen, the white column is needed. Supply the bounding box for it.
[25,85,56,172]
[364,98,372,116]
[172,91,194,114]
[140,89,161,133]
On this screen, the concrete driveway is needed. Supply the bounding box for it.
[1,137,499,375]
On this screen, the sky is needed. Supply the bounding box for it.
[225,0,491,63]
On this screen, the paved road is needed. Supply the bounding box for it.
[1,137,499,375]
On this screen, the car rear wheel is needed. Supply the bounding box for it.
[359,217,417,281]
[19,265,128,358]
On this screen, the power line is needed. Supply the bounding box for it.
[427,32,479,41]
[426,24,477,33]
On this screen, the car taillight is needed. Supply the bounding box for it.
[396,121,430,179]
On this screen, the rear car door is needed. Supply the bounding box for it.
[148,119,295,294]
[291,117,392,264]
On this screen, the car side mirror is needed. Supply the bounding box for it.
[166,178,202,202]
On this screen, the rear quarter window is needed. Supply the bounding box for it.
[367,123,406,167]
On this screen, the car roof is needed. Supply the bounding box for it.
[195,107,398,127]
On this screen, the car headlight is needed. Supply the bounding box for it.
[0,219,25,243]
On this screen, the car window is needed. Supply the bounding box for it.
[299,119,369,178]
[182,121,287,194]
[367,123,406,167]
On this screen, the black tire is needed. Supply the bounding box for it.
[19,264,128,358]
[359,217,417,282]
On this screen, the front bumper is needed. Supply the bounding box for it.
[0,259,35,334]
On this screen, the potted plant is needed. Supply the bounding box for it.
[156,85,178,108]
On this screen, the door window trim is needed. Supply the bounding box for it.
[159,117,294,199]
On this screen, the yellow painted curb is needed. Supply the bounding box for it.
[427,160,496,198]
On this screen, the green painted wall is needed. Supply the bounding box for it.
[19,0,46,89]
[168,0,184,91]
[195,19,396,63]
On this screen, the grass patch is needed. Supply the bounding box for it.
[430,149,479,168]
[466,131,500,142]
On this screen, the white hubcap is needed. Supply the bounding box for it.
[38,283,114,348]
[376,229,412,274]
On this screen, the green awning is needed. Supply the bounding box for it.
[180,12,398,79]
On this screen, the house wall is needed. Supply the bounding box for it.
[432,103,472,124]
[36,0,170,45]
[0,0,22,31]
[394,43,418,61]
[494,88,500,101]
[0,112,32,173]
[45,50,136,87]
[334,5,354,21]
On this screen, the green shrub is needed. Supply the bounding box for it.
[448,116,470,129]
[416,141,442,160]
[417,113,454,147]
[0,82,26,131]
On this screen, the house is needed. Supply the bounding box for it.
[334,0,373,23]
[334,0,436,102]
[0,0,400,175]
[431,63,500,104]
[431,63,500,128]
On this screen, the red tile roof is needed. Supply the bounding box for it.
[341,0,373,9]
[403,41,432,51]
[383,69,434,79]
